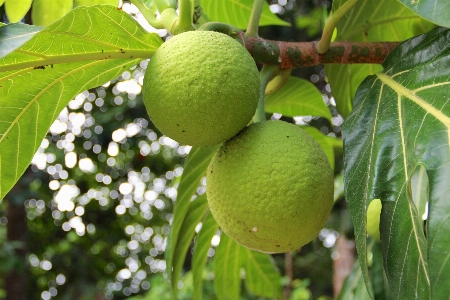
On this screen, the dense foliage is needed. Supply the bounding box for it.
[0,0,449,299]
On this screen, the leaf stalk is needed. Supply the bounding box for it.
[245,0,265,38]
[315,0,360,54]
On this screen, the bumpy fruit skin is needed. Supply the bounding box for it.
[366,199,382,241]
[206,120,334,253]
[142,31,260,147]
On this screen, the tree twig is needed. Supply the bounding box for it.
[238,32,399,68]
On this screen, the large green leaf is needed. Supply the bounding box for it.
[325,0,435,118]
[164,146,218,298]
[0,23,42,59]
[213,233,242,300]
[242,249,283,298]
[0,59,141,200]
[200,0,289,29]
[192,211,219,300]
[0,5,160,72]
[0,5,161,200]
[265,76,332,121]
[343,27,450,299]
[398,0,450,28]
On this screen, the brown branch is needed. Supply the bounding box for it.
[237,32,400,69]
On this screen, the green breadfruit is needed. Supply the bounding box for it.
[142,30,260,147]
[206,120,334,253]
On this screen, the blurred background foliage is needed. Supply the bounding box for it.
[0,0,353,299]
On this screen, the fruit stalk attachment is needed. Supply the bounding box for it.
[129,0,164,29]
[253,65,280,123]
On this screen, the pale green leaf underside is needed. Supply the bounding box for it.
[0,59,141,200]
[200,0,289,29]
[0,5,162,200]
[0,23,43,59]
[265,76,332,121]
[398,0,450,28]
[326,0,435,118]
[343,27,450,299]
[0,5,161,72]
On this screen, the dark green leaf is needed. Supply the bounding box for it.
[398,0,450,28]
[0,23,42,59]
[192,211,219,300]
[242,249,283,298]
[214,233,242,300]
[164,146,218,297]
[343,27,450,299]
[200,0,289,29]
[171,194,209,299]
[265,76,331,121]
[325,0,435,118]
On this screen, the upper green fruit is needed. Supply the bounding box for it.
[206,120,334,253]
[142,30,260,147]
[366,199,382,241]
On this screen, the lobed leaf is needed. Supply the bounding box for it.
[200,0,289,29]
[343,27,450,299]
[325,0,435,118]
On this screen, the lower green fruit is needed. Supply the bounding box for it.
[367,199,382,241]
[206,120,334,253]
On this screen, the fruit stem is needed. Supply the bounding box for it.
[315,0,360,54]
[253,65,280,123]
[177,0,194,32]
[129,0,164,29]
[245,0,264,38]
